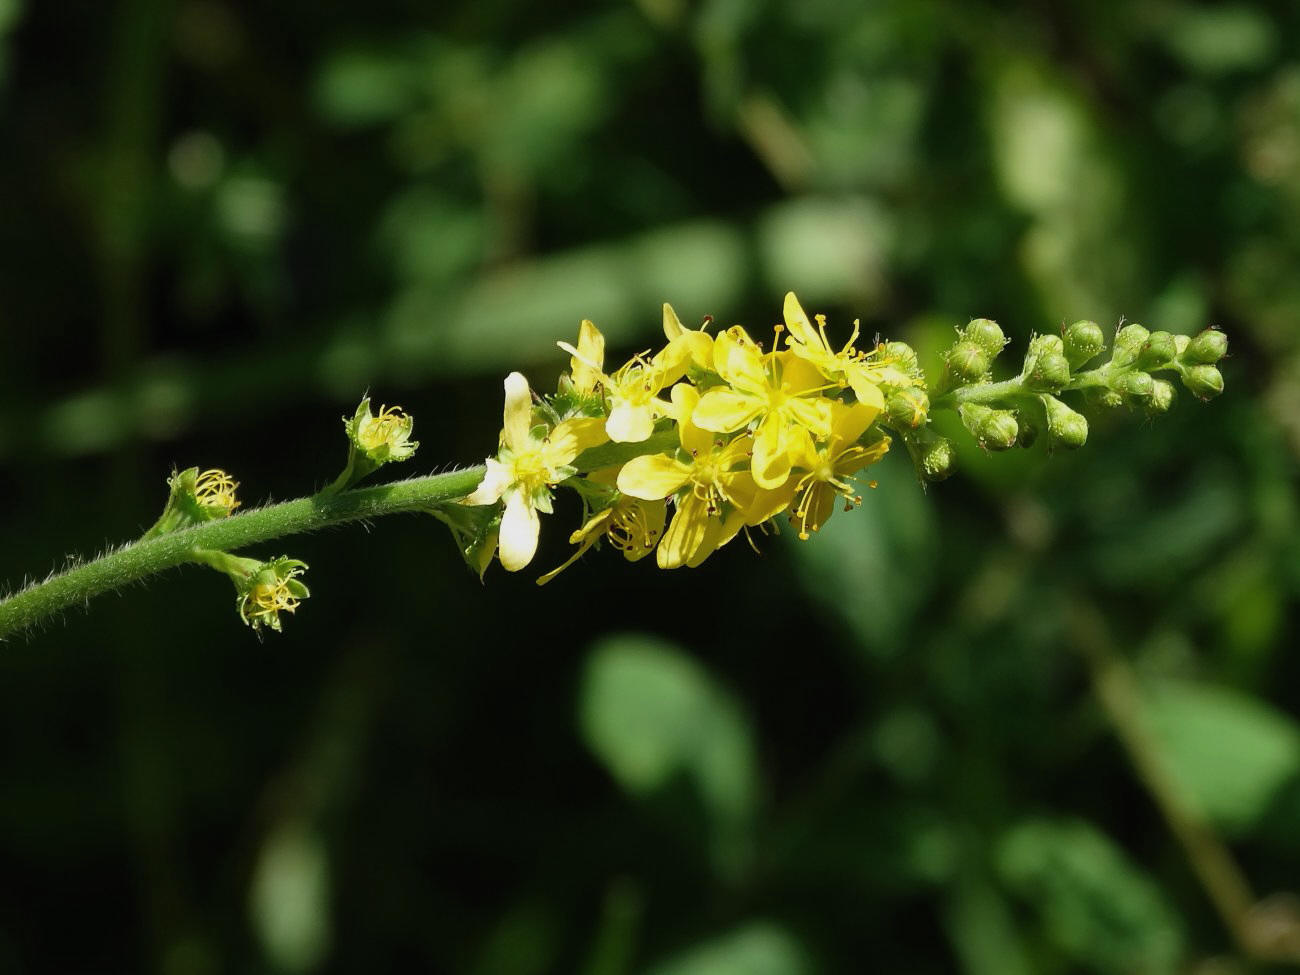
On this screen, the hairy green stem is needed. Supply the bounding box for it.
[931,366,1113,410]
[0,467,485,640]
[0,430,681,642]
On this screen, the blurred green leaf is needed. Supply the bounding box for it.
[996,818,1183,975]
[642,922,810,975]
[580,634,758,869]
[785,450,937,658]
[249,821,332,973]
[943,880,1033,975]
[1145,678,1300,833]
[1160,4,1276,76]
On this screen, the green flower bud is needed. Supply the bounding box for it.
[959,403,1019,450]
[963,318,1006,356]
[945,341,990,385]
[1064,320,1105,369]
[879,341,921,378]
[1137,331,1177,370]
[1182,364,1224,399]
[885,387,930,429]
[1174,334,1190,358]
[1017,422,1039,449]
[1032,334,1065,356]
[917,433,956,482]
[1111,324,1150,368]
[1041,394,1088,448]
[1183,328,1228,365]
[1026,352,1071,392]
[1147,378,1176,414]
[1112,370,1155,403]
[1096,389,1124,409]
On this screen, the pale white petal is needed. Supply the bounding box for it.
[498,492,540,572]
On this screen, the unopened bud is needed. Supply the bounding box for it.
[1183,364,1224,399]
[964,318,1006,356]
[946,341,990,384]
[1017,422,1039,449]
[1184,328,1228,365]
[1147,378,1176,414]
[959,403,1018,450]
[1111,324,1150,367]
[1137,331,1177,370]
[1042,395,1088,448]
[1064,320,1105,369]
[918,435,956,481]
[879,341,921,378]
[886,387,929,429]
[1026,352,1071,392]
[1113,370,1155,403]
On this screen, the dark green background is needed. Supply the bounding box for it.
[1,1,1298,972]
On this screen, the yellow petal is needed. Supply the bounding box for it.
[658,494,710,569]
[712,327,765,391]
[649,338,690,387]
[498,492,540,571]
[567,320,607,392]
[704,508,746,561]
[685,513,725,568]
[624,498,668,562]
[548,416,609,465]
[778,352,830,394]
[502,372,534,452]
[744,478,798,525]
[846,366,887,411]
[617,454,691,500]
[750,416,793,490]
[783,292,824,351]
[662,303,685,341]
[830,400,880,446]
[693,388,762,434]
[670,383,712,456]
[783,396,832,440]
[606,401,656,443]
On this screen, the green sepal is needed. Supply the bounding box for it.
[430,503,501,581]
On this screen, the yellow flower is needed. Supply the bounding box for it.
[237,557,310,634]
[782,292,912,409]
[466,372,607,571]
[567,319,606,396]
[193,468,240,516]
[788,401,890,540]
[618,385,793,568]
[557,307,713,444]
[351,401,418,462]
[691,325,833,490]
[536,472,667,585]
[661,302,714,371]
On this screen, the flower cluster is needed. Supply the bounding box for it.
[467,293,922,579]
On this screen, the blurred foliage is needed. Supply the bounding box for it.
[0,0,1298,973]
